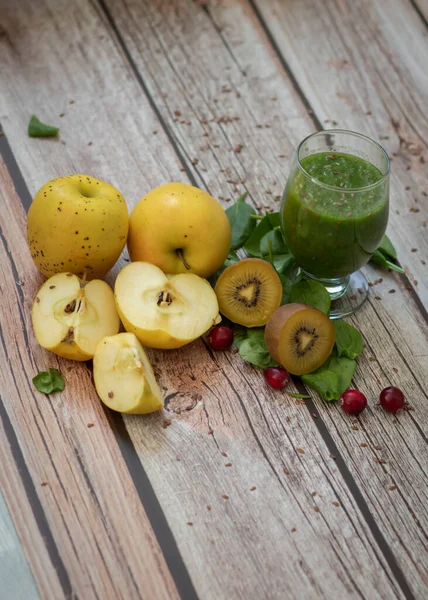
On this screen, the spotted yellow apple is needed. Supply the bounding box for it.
[27,174,128,280]
[32,272,120,361]
[93,333,163,414]
[114,261,221,349]
[127,182,231,278]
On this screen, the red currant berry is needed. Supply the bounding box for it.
[207,326,234,351]
[264,367,290,390]
[379,386,405,413]
[340,389,367,415]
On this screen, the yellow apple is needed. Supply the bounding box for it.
[127,182,231,278]
[93,333,163,414]
[32,272,120,361]
[27,174,129,280]
[114,261,221,349]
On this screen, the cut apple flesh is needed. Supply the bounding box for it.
[32,273,120,360]
[114,262,221,349]
[93,333,163,414]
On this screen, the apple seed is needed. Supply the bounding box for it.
[157,290,173,307]
[61,328,74,344]
[64,299,77,313]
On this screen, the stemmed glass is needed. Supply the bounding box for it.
[281,130,390,319]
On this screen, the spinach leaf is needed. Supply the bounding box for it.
[301,353,356,401]
[238,328,277,368]
[245,327,266,340]
[28,115,59,137]
[268,254,295,275]
[260,229,287,257]
[301,369,340,402]
[289,280,331,315]
[378,234,397,260]
[243,213,281,257]
[226,192,257,250]
[370,250,404,274]
[33,368,65,394]
[288,392,311,399]
[279,273,293,305]
[233,326,249,349]
[328,354,357,397]
[334,320,364,359]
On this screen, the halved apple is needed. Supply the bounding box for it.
[114,262,221,349]
[93,333,163,414]
[32,272,120,361]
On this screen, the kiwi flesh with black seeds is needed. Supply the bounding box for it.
[214,258,282,327]
[265,303,335,375]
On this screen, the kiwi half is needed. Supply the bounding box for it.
[265,303,335,375]
[214,258,282,327]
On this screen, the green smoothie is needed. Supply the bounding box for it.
[282,152,389,279]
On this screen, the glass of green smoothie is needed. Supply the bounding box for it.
[281,130,390,319]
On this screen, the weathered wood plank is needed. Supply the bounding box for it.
[96,0,428,596]
[412,0,428,22]
[0,489,39,600]
[0,1,413,599]
[0,157,180,598]
[253,0,428,306]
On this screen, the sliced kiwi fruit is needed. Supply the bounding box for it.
[265,303,335,375]
[214,258,282,327]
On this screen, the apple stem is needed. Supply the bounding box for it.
[176,248,191,270]
[80,269,88,286]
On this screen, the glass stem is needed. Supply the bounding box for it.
[301,270,350,300]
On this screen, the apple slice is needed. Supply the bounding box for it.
[115,262,221,349]
[32,273,120,361]
[93,333,163,414]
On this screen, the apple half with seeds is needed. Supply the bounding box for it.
[93,333,163,414]
[114,262,221,349]
[32,272,120,361]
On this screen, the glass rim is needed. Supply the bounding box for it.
[296,129,390,193]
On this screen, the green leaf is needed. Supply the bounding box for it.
[301,353,356,401]
[328,354,357,397]
[279,273,293,305]
[288,392,311,399]
[267,254,295,274]
[226,192,257,250]
[238,329,277,369]
[243,213,281,257]
[28,115,59,138]
[301,370,340,401]
[245,327,266,340]
[233,325,249,349]
[33,368,65,394]
[378,234,397,260]
[370,250,404,274]
[334,320,364,359]
[289,280,331,315]
[209,251,240,286]
[260,229,287,257]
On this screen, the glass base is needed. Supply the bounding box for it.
[299,269,369,319]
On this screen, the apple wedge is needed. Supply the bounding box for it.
[93,333,163,414]
[114,262,221,349]
[32,273,120,360]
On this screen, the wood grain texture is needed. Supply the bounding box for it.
[412,0,428,22]
[0,157,180,599]
[94,0,428,597]
[0,2,407,598]
[0,489,39,600]
[0,0,427,598]
[253,0,428,306]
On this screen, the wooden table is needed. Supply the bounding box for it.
[1,1,427,598]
